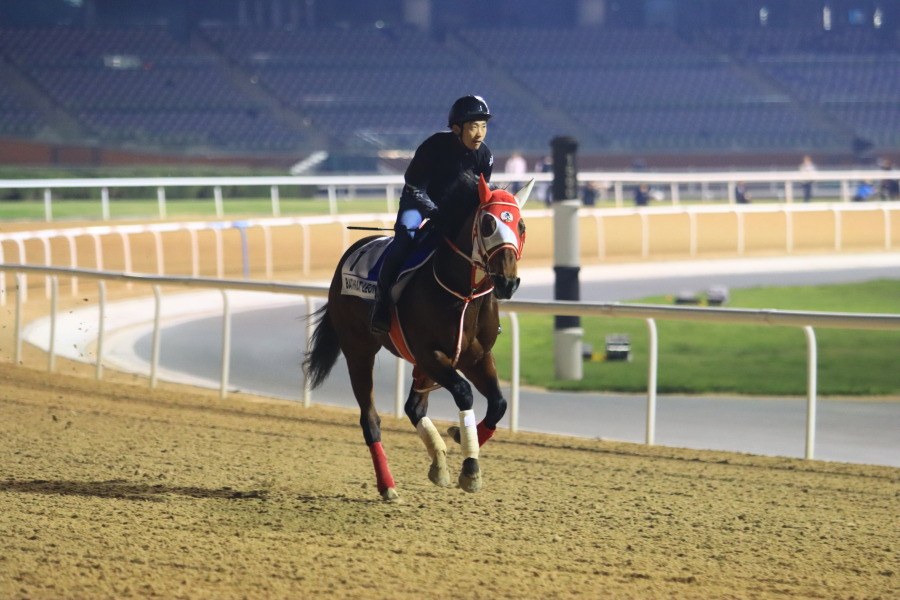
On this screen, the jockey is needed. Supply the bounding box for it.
[370,94,494,334]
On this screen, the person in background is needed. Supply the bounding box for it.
[852,181,874,202]
[582,181,599,206]
[534,155,553,205]
[369,95,494,334]
[735,181,752,204]
[799,155,816,202]
[878,158,899,200]
[634,184,650,207]
[504,151,527,194]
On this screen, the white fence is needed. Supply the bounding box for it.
[1,167,896,221]
[3,263,899,462]
[3,201,898,307]
[0,213,395,304]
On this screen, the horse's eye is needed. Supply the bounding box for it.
[481,214,497,235]
[518,220,526,237]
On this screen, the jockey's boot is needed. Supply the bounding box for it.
[370,235,411,335]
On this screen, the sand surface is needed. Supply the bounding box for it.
[0,361,897,600]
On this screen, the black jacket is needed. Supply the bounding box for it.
[399,131,493,235]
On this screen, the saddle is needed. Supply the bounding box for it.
[340,230,437,303]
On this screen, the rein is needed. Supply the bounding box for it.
[426,240,493,374]
[435,235,494,301]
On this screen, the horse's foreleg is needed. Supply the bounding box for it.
[455,408,482,493]
[348,356,399,502]
[426,354,482,493]
[448,419,499,447]
[404,387,450,487]
[455,351,507,447]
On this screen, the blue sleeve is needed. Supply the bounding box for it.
[398,184,437,217]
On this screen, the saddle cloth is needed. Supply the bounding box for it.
[340,236,435,303]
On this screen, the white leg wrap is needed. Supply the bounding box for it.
[416,417,446,461]
[458,410,479,460]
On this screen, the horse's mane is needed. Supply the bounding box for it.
[432,171,494,238]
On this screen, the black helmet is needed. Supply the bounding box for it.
[448,95,492,127]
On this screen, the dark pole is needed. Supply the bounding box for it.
[551,136,582,380]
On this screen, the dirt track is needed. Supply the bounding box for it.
[1,215,898,599]
[1,361,897,600]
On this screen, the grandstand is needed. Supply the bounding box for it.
[0,0,897,171]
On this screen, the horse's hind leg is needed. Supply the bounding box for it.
[347,354,399,502]
[404,386,450,488]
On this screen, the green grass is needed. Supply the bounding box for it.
[0,165,395,220]
[0,196,395,221]
[494,280,900,396]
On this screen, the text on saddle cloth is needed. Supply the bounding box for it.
[340,236,436,302]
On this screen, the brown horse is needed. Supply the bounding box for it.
[304,173,533,501]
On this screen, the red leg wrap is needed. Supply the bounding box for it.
[368,442,395,493]
[477,421,496,447]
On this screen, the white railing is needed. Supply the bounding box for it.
[3,263,899,462]
[584,201,897,258]
[0,213,393,305]
[3,202,897,307]
[582,168,899,206]
[1,168,895,220]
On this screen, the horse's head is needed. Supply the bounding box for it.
[474,174,533,299]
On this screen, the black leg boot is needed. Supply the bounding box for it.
[370,236,410,334]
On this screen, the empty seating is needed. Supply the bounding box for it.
[0,25,894,157]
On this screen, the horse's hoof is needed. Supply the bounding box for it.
[428,462,451,488]
[380,487,401,502]
[447,425,461,444]
[457,457,482,493]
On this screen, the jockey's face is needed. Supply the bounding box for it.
[454,120,488,151]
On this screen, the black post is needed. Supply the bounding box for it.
[552,136,580,331]
[551,136,583,380]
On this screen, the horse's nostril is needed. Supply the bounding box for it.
[491,277,520,300]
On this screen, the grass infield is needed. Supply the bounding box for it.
[494,279,900,396]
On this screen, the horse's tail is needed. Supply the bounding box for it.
[303,304,341,390]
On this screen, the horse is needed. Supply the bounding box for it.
[304,173,533,501]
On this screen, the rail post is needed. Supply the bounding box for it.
[509,311,521,433]
[44,188,52,222]
[804,326,818,460]
[157,186,167,219]
[551,135,583,381]
[101,187,110,221]
[150,285,162,388]
[48,276,58,372]
[214,186,224,218]
[96,281,106,380]
[220,290,231,398]
[394,357,405,419]
[645,318,658,445]
[302,295,316,408]
[270,185,281,217]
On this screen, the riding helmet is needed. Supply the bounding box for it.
[448,95,492,127]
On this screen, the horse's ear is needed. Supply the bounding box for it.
[478,174,492,205]
[514,178,535,208]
